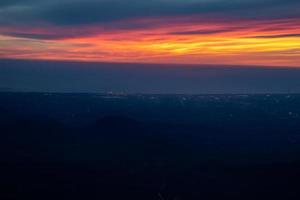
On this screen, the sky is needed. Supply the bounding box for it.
[1,59,300,93]
[0,0,300,67]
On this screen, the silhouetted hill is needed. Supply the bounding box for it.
[1,92,300,199]
[94,115,143,129]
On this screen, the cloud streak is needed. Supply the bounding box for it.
[0,0,300,67]
[1,0,300,26]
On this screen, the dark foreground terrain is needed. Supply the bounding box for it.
[1,92,300,199]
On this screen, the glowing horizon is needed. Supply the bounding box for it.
[0,1,300,67]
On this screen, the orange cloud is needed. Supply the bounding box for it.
[0,17,300,67]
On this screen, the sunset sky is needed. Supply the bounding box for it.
[0,0,300,67]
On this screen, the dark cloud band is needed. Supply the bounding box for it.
[1,0,300,27]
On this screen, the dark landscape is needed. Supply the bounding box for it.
[1,92,300,200]
[1,0,300,199]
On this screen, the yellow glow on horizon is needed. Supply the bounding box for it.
[1,17,300,67]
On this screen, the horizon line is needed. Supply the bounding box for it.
[1,58,300,70]
[1,91,300,96]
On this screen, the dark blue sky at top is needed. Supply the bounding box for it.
[1,0,299,27]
